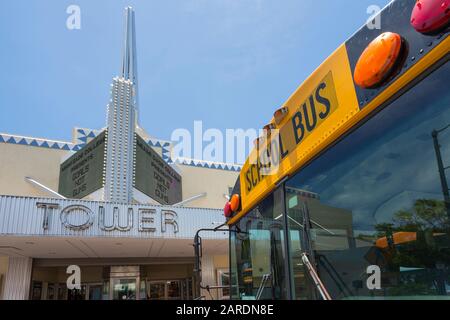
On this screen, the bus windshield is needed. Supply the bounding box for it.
[230,60,450,300]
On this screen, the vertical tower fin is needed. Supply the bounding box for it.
[121,6,139,126]
[103,7,139,203]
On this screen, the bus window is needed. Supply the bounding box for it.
[249,229,271,288]
[285,61,450,300]
[229,187,289,300]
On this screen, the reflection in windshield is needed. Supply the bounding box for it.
[285,61,450,299]
[230,61,450,300]
[230,187,288,300]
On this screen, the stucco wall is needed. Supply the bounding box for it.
[0,142,239,209]
[178,165,238,209]
[0,143,68,197]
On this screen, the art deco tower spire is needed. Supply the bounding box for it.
[121,6,139,126]
[103,7,139,203]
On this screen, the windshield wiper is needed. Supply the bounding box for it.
[255,273,272,300]
[300,202,333,300]
[301,253,332,300]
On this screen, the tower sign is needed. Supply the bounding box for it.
[58,7,182,205]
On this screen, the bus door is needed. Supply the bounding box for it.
[231,186,289,300]
[285,196,335,300]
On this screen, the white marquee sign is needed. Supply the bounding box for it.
[0,196,225,239]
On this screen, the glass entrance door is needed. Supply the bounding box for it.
[112,278,137,300]
[147,280,186,300]
[167,281,182,300]
[67,284,87,300]
[88,284,103,300]
[148,281,166,300]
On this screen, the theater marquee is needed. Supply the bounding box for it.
[0,196,224,239]
[134,134,182,205]
[58,131,183,205]
[58,131,106,199]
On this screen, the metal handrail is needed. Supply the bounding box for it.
[301,253,332,300]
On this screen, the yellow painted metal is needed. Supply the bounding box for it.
[227,36,449,226]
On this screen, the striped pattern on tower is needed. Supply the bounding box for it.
[104,77,136,203]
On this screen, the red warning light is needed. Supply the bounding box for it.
[224,202,232,217]
[411,0,450,34]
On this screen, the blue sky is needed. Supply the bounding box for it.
[0,0,389,144]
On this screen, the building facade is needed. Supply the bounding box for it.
[0,7,239,300]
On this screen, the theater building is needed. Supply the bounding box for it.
[0,7,239,300]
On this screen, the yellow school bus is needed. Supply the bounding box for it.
[224,0,450,300]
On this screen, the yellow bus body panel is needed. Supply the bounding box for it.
[227,36,449,226]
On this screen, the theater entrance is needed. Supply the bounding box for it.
[147,279,192,300]
[30,260,197,300]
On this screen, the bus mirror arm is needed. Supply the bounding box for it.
[193,227,246,274]
[193,227,245,300]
